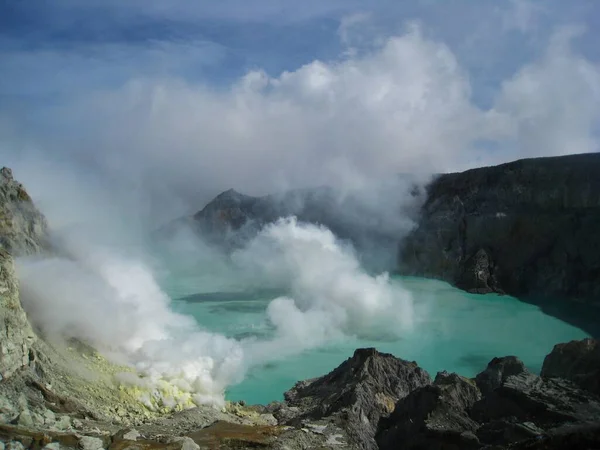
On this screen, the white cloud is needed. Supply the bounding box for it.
[338,12,374,50]
[19,27,477,199]
[492,26,600,162]
[1,25,599,230]
[503,0,547,33]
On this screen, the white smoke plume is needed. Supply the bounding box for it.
[235,217,414,364]
[17,217,414,408]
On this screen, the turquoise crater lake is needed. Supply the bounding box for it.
[164,274,590,405]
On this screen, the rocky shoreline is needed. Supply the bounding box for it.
[2,339,600,449]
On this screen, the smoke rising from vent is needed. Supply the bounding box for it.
[18,218,415,408]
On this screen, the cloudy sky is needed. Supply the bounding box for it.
[1,0,599,226]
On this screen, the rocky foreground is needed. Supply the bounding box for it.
[2,339,600,449]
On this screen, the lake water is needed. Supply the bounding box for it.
[164,274,590,405]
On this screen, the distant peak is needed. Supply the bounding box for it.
[216,188,242,198]
[201,188,256,210]
[351,348,396,363]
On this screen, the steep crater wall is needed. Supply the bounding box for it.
[399,153,600,305]
[0,167,48,380]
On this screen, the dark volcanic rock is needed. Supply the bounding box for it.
[282,348,431,449]
[509,422,600,450]
[475,371,600,426]
[472,356,600,447]
[399,153,600,304]
[456,248,504,294]
[375,350,600,449]
[376,371,482,450]
[541,338,600,396]
[475,356,528,396]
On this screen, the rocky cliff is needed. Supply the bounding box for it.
[0,168,48,257]
[0,248,37,383]
[0,167,48,382]
[0,168,165,447]
[399,153,600,305]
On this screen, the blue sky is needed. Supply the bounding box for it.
[1,1,600,224]
[3,1,599,103]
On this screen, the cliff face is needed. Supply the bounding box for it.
[0,168,48,256]
[0,167,48,381]
[0,247,36,381]
[399,153,600,304]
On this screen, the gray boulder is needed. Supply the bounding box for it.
[376,351,600,449]
[475,356,528,395]
[472,356,600,447]
[283,348,431,449]
[541,338,600,396]
[376,371,482,450]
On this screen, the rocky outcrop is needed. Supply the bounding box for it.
[376,339,600,449]
[376,371,481,449]
[161,187,340,248]
[0,168,48,382]
[456,248,504,294]
[509,422,600,449]
[475,356,528,395]
[399,153,600,304]
[0,248,37,382]
[470,358,600,436]
[274,341,600,449]
[541,338,600,396]
[0,167,48,256]
[279,348,431,449]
